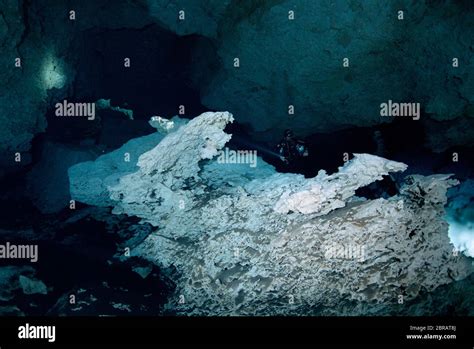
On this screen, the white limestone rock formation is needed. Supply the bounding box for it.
[108,111,234,226]
[148,116,188,133]
[274,154,407,215]
[68,132,165,207]
[69,111,473,315]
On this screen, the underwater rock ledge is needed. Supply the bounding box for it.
[69,111,473,315]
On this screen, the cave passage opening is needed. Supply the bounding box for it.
[43,23,218,150]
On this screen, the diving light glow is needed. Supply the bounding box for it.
[448,219,474,258]
[41,54,66,90]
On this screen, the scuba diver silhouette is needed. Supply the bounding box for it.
[277,129,308,165]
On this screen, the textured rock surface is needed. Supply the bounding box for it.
[0,266,42,303]
[108,112,234,226]
[146,0,232,38]
[0,0,174,176]
[68,132,165,207]
[201,0,406,137]
[273,154,407,215]
[407,2,474,123]
[196,0,474,148]
[19,275,48,295]
[1,0,473,171]
[0,0,67,175]
[69,111,473,315]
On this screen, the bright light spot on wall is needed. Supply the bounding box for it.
[41,54,66,90]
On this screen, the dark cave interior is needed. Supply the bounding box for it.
[0,0,473,317]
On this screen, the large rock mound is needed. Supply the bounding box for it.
[69,111,473,315]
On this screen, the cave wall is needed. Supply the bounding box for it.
[1,0,474,179]
[0,0,216,178]
[192,0,474,147]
